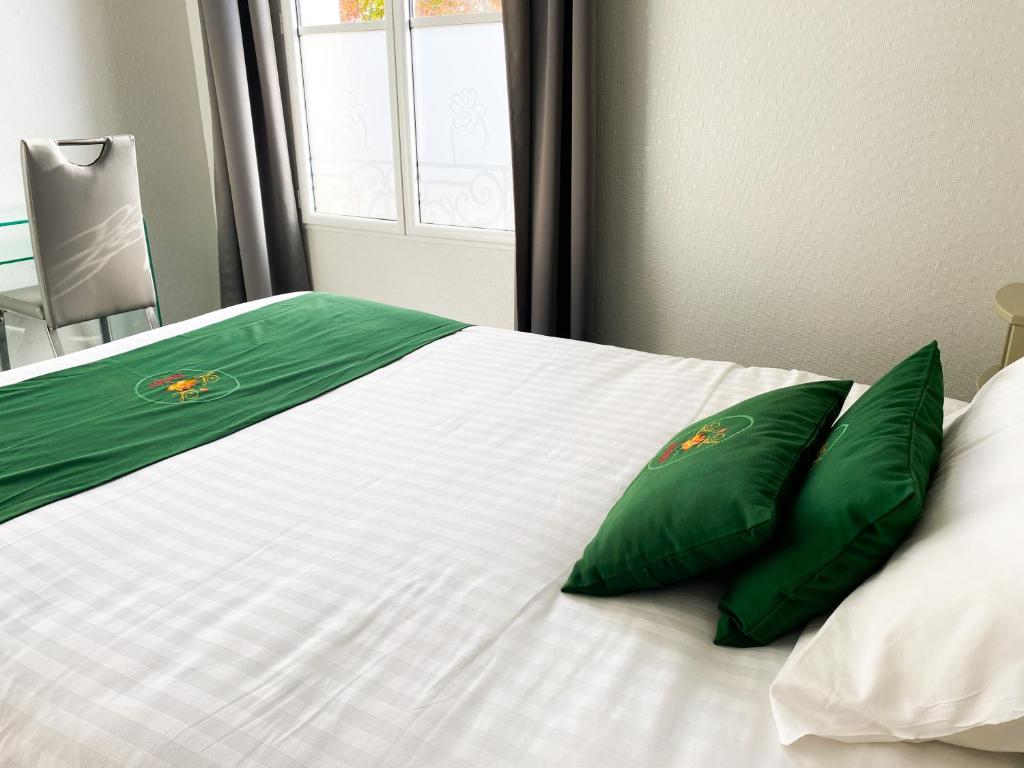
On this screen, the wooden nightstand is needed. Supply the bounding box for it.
[978,283,1024,390]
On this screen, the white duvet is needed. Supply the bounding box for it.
[0,294,1014,768]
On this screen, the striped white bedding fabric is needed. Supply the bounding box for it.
[0,294,1013,768]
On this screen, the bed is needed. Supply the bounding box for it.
[0,293,1016,768]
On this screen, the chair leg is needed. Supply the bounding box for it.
[144,307,159,330]
[0,311,10,372]
[99,316,112,344]
[47,327,64,358]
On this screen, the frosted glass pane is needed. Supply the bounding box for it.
[413,0,501,17]
[301,31,397,220]
[410,23,514,231]
[299,0,384,25]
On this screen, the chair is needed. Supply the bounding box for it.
[0,136,158,371]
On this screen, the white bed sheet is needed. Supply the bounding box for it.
[0,295,1011,768]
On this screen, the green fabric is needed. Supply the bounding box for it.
[716,342,944,647]
[562,379,852,597]
[0,293,467,525]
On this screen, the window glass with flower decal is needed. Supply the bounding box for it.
[287,0,513,236]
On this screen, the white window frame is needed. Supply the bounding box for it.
[280,0,514,246]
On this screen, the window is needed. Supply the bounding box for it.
[283,0,514,241]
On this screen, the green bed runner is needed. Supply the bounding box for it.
[0,292,468,525]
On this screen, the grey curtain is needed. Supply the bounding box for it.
[502,0,595,339]
[199,0,310,306]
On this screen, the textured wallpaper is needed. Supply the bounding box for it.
[593,1,1024,400]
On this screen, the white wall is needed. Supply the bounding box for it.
[307,226,514,327]
[1,0,218,327]
[593,1,1024,400]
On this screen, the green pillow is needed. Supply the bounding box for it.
[562,379,852,597]
[715,342,944,647]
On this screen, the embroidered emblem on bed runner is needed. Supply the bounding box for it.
[0,293,469,527]
[813,422,848,465]
[134,369,240,405]
[648,415,754,469]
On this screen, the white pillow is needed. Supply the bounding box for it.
[770,357,1024,752]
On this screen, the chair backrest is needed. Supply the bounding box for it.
[20,135,156,330]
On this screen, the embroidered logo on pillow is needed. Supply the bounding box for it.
[134,369,239,405]
[813,422,848,464]
[562,379,853,597]
[647,415,754,469]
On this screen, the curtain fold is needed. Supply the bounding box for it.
[199,0,310,306]
[502,0,595,339]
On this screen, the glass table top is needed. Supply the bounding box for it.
[0,216,33,267]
